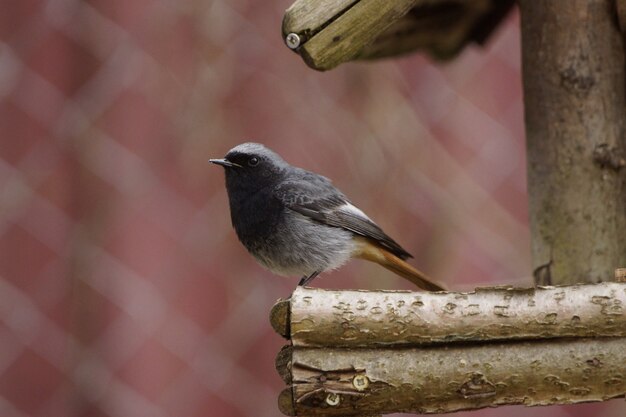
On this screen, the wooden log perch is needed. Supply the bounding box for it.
[282,0,515,70]
[272,284,626,347]
[271,282,626,415]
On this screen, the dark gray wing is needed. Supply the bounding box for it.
[273,171,412,259]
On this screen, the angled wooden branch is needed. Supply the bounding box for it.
[271,282,626,416]
[281,0,515,70]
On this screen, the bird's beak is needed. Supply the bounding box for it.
[209,158,241,168]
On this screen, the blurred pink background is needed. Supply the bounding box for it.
[1,1,623,417]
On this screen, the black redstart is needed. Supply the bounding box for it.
[210,142,444,291]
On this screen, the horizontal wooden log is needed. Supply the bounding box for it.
[270,283,626,347]
[277,338,626,416]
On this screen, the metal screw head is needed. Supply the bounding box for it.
[352,374,370,391]
[285,33,301,49]
[325,392,341,406]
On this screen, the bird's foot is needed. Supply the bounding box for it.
[297,271,320,287]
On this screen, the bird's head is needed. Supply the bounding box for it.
[210,142,288,195]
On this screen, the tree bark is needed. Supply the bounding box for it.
[519,0,626,286]
[276,338,626,416]
[271,285,626,347]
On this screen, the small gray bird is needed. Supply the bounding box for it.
[210,142,444,291]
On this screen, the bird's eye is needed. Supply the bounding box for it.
[248,157,259,167]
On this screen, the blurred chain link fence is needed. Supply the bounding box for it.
[0,1,623,417]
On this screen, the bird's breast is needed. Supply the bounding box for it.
[228,188,283,246]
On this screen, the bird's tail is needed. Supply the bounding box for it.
[353,237,445,291]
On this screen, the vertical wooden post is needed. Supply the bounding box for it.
[519,0,626,285]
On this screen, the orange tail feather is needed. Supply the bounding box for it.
[353,237,445,291]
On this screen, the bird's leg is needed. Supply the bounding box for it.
[298,271,320,287]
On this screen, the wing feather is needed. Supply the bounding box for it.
[273,173,412,259]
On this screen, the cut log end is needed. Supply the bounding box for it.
[270,298,291,339]
[278,387,296,416]
[275,345,293,384]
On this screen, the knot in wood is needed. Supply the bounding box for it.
[458,373,496,399]
[593,144,626,171]
[559,62,595,97]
